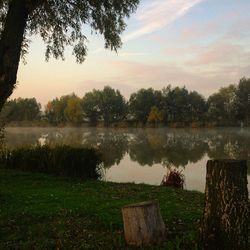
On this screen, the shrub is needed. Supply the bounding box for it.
[161,168,185,189]
[0,145,102,180]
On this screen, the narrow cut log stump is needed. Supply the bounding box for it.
[122,200,165,246]
[202,160,249,250]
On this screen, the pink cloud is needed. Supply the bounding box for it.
[190,42,250,66]
[180,9,250,41]
[123,0,204,42]
[105,59,250,97]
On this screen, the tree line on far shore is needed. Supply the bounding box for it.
[1,77,250,127]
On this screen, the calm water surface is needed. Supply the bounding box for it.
[4,127,250,193]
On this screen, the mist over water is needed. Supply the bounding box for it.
[4,127,250,193]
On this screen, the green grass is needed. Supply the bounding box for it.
[0,169,204,249]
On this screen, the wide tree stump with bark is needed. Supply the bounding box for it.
[122,200,165,246]
[202,160,249,250]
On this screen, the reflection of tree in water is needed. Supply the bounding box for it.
[5,128,46,149]
[161,133,208,168]
[128,129,208,168]
[4,128,250,174]
[80,129,128,168]
[5,128,85,148]
[128,129,250,172]
[44,129,83,146]
[206,129,250,173]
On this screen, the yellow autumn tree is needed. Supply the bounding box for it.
[64,96,83,125]
[147,106,163,126]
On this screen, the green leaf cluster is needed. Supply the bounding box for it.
[0,0,140,62]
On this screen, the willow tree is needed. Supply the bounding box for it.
[0,0,140,111]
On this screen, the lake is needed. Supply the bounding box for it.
[4,127,250,193]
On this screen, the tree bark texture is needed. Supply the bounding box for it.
[0,0,28,111]
[202,160,249,250]
[122,200,165,246]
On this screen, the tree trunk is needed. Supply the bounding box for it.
[202,160,249,250]
[0,0,29,111]
[122,200,165,246]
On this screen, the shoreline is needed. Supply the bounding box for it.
[4,122,249,129]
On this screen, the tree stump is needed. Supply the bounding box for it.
[202,160,249,250]
[122,200,165,246]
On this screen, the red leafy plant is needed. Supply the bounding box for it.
[161,168,185,189]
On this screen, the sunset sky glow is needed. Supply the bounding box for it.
[14,0,250,106]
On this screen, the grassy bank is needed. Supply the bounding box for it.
[0,169,204,249]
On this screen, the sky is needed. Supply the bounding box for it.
[14,0,250,106]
